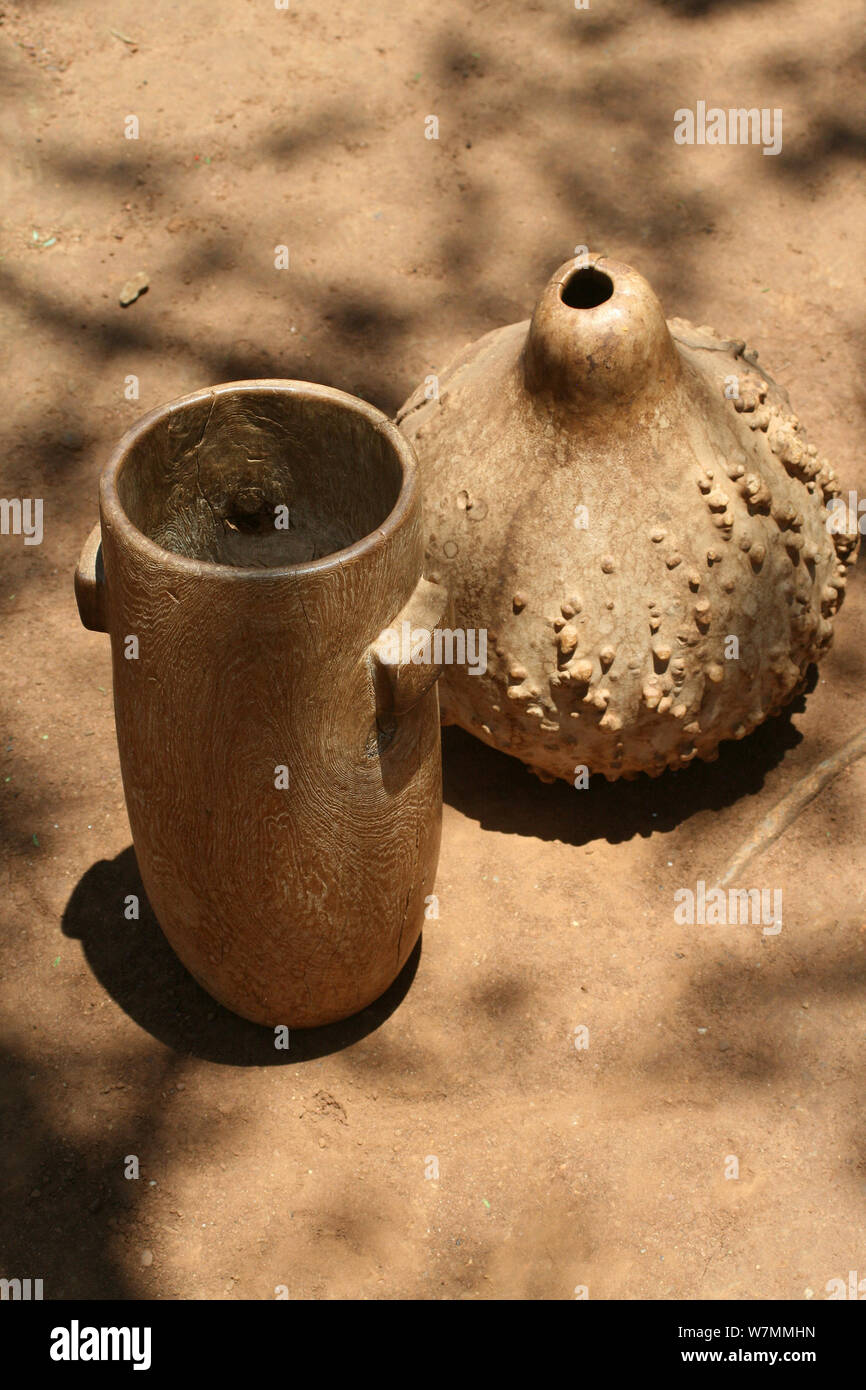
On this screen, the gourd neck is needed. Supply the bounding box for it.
[523,255,681,410]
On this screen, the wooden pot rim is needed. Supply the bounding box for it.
[99,378,419,579]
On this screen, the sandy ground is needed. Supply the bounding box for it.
[1,0,864,1299]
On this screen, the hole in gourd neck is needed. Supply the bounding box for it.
[560,267,614,309]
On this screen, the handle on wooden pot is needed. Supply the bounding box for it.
[371,576,451,717]
[74,522,108,633]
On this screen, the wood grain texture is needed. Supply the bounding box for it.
[81,380,444,1028]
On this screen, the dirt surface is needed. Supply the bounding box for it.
[1,0,864,1300]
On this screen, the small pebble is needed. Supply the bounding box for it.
[119,270,149,306]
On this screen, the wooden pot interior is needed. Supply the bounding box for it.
[115,389,403,567]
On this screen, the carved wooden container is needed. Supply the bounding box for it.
[75,381,447,1026]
